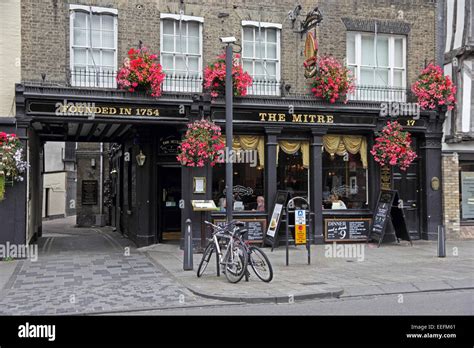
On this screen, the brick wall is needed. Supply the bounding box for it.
[20,0,438,94]
[442,153,461,238]
[442,153,474,240]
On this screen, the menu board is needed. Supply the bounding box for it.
[214,219,266,244]
[264,190,290,247]
[191,200,218,211]
[325,218,371,242]
[369,190,397,243]
[82,180,98,205]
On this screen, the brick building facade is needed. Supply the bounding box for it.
[20,0,437,93]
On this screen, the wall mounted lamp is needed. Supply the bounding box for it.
[136,150,146,167]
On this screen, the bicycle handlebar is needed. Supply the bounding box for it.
[204,220,245,237]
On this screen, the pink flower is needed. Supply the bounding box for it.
[411,63,456,111]
[370,121,416,171]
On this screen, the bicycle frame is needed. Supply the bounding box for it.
[206,222,239,268]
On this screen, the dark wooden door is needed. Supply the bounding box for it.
[393,138,421,240]
[158,166,181,241]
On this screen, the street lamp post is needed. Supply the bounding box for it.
[221,37,236,223]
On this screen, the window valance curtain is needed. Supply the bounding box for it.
[322,135,368,169]
[219,135,265,167]
[276,140,310,168]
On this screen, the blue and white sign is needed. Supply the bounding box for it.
[295,209,306,225]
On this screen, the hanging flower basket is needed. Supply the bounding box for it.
[411,63,456,111]
[176,119,225,167]
[0,132,28,201]
[309,55,355,103]
[116,46,166,97]
[370,121,417,172]
[204,52,253,99]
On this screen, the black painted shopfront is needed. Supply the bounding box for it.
[9,83,444,248]
[201,97,444,246]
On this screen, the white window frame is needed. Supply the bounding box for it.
[160,13,203,93]
[347,32,406,102]
[69,5,118,88]
[241,21,281,96]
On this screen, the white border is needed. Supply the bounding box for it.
[69,4,118,15]
[242,20,282,29]
[160,13,204,23]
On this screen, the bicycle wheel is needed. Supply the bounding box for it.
[224,243,247,283]
[197,243,214,277]
[249,246,273,282]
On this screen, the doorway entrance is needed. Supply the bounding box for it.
[158,165,182,242]
[393,138,421,239]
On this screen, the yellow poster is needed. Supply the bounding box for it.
[295,224,307,245]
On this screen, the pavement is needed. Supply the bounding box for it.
[143,237,474,304]
[0,217,472,314]
[0,217,224,315]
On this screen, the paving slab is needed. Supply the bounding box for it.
[0,260,20,290]
[444,278,474,289]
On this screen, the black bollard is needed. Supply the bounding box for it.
[437,225,446,258]
[183,218,193,270]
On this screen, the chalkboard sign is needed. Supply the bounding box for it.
[82,180,98,205]
[369,190,412,246]
[370,190,395,242]
[264,190,290,248]
[325,218,371,242]
[214,218,267,244]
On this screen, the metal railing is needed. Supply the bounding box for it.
[247,79,282,96]
[69,68,117,88]
[348,85,408,102]
[162,75,203,93]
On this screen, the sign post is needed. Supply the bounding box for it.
[295,210,307,245]
[285,197,311,265]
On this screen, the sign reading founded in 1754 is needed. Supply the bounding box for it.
[27,100,188,119]
[81,180,98,205]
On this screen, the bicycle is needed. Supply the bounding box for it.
[234,228,273,283]
[197,220,248,283]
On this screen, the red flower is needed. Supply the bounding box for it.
[411,63,456,111]
[117,45,166,97]
[176,119,224,167]
[371,121,417,171]
[204,51,253,98]
[309,56,354,103]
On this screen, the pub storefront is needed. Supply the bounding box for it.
[13,83,444,248]
[185,96,444,247]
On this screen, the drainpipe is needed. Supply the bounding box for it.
[99,142,103,222]
[436,0,446,67]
